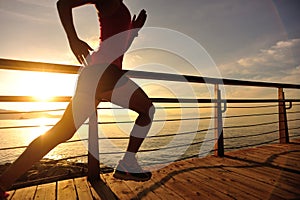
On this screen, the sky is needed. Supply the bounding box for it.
[0,0,300,103]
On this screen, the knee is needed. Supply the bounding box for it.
[144,102,155,120]
[138,103,155,126]
[148,104,155,120]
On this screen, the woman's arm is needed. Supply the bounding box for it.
[57,0,97,64]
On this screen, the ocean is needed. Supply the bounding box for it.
[0,103,299,170]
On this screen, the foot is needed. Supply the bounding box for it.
[113,158,151,182]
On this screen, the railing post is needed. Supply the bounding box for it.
[88,111,100,181]
[214,84,224,157]
[278,88,289,143]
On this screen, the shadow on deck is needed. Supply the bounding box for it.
[6,139,300,200]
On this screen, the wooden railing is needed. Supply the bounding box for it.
[0,58,300,181]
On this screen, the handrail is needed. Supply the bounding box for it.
[0,58,80,74]
[0,58,299,181]
[1,96,299,104]
[1,58,300,89]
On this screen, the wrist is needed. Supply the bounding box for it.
[67,35,79,42]
[130,28,139,38]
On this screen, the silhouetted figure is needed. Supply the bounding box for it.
[0,0,153,198]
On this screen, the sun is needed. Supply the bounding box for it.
[30,74,57,102]
[19,71,76,102]
[33,92,54,102]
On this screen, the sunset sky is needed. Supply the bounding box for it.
[0,0,300,105]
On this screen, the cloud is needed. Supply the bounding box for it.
[219,38,300,84]
[16,0,54,8]
[0,0,55,23]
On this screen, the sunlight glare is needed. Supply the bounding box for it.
[21,71,76,102]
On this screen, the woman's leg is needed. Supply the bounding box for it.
[0,63,107,190]
[0,102,78,190]
[100,75,155,159]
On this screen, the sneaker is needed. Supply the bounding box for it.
[113,158,152,182]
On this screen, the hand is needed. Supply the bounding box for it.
[131,9,147,29]
[69,38,93,64]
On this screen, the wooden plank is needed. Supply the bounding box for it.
[168,158,256,199]
[88,176,118,200]
[100,173,134,199]
[229,147,300,172]
[155,171,202,200]
[5,139,299,200]
[218,157,300,199]
[149,160,232,199]
[245,144,300,161]
[10,185,37,200]
[204,157,298,198]
[34,182,56,200]
[186,157,284,199]
[223,154,300,185]
[74,177,93,200]
[57,179,77,200]
[143,172,184,200]
[121,179,162,200]
[171,168,233,199]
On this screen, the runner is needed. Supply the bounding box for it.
[0,0,154,198]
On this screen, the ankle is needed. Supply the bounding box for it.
[123,151,136,163]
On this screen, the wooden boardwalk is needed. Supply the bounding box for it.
[6,139,300,200]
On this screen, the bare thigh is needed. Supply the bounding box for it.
[97,76,153,114]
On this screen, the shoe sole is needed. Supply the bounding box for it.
[113,171,151,182]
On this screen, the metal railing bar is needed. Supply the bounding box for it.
[55,155,88,161]
[223,121,278,129]
[286,118,300,122]
[225,138,279,150]
[225,129,279,140]
[224,118,299,129]
[225,99,300,103]
[0,96,71,102]
[289,126,300,131]
[224,111,298,119]
[287,111,300,114]
[0,106,208,115]
[138,138,214,153]
[0,58,80,74]
[0,124,54,130]
[146,128,209,138]
[0,109,66,114]
[0,145,28,151]
[224,112,278,119]
[1,58,300,89]
[227,104,279,109]
[1,95,300,105]
[125,70,300,89]
[290,134,300,138]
